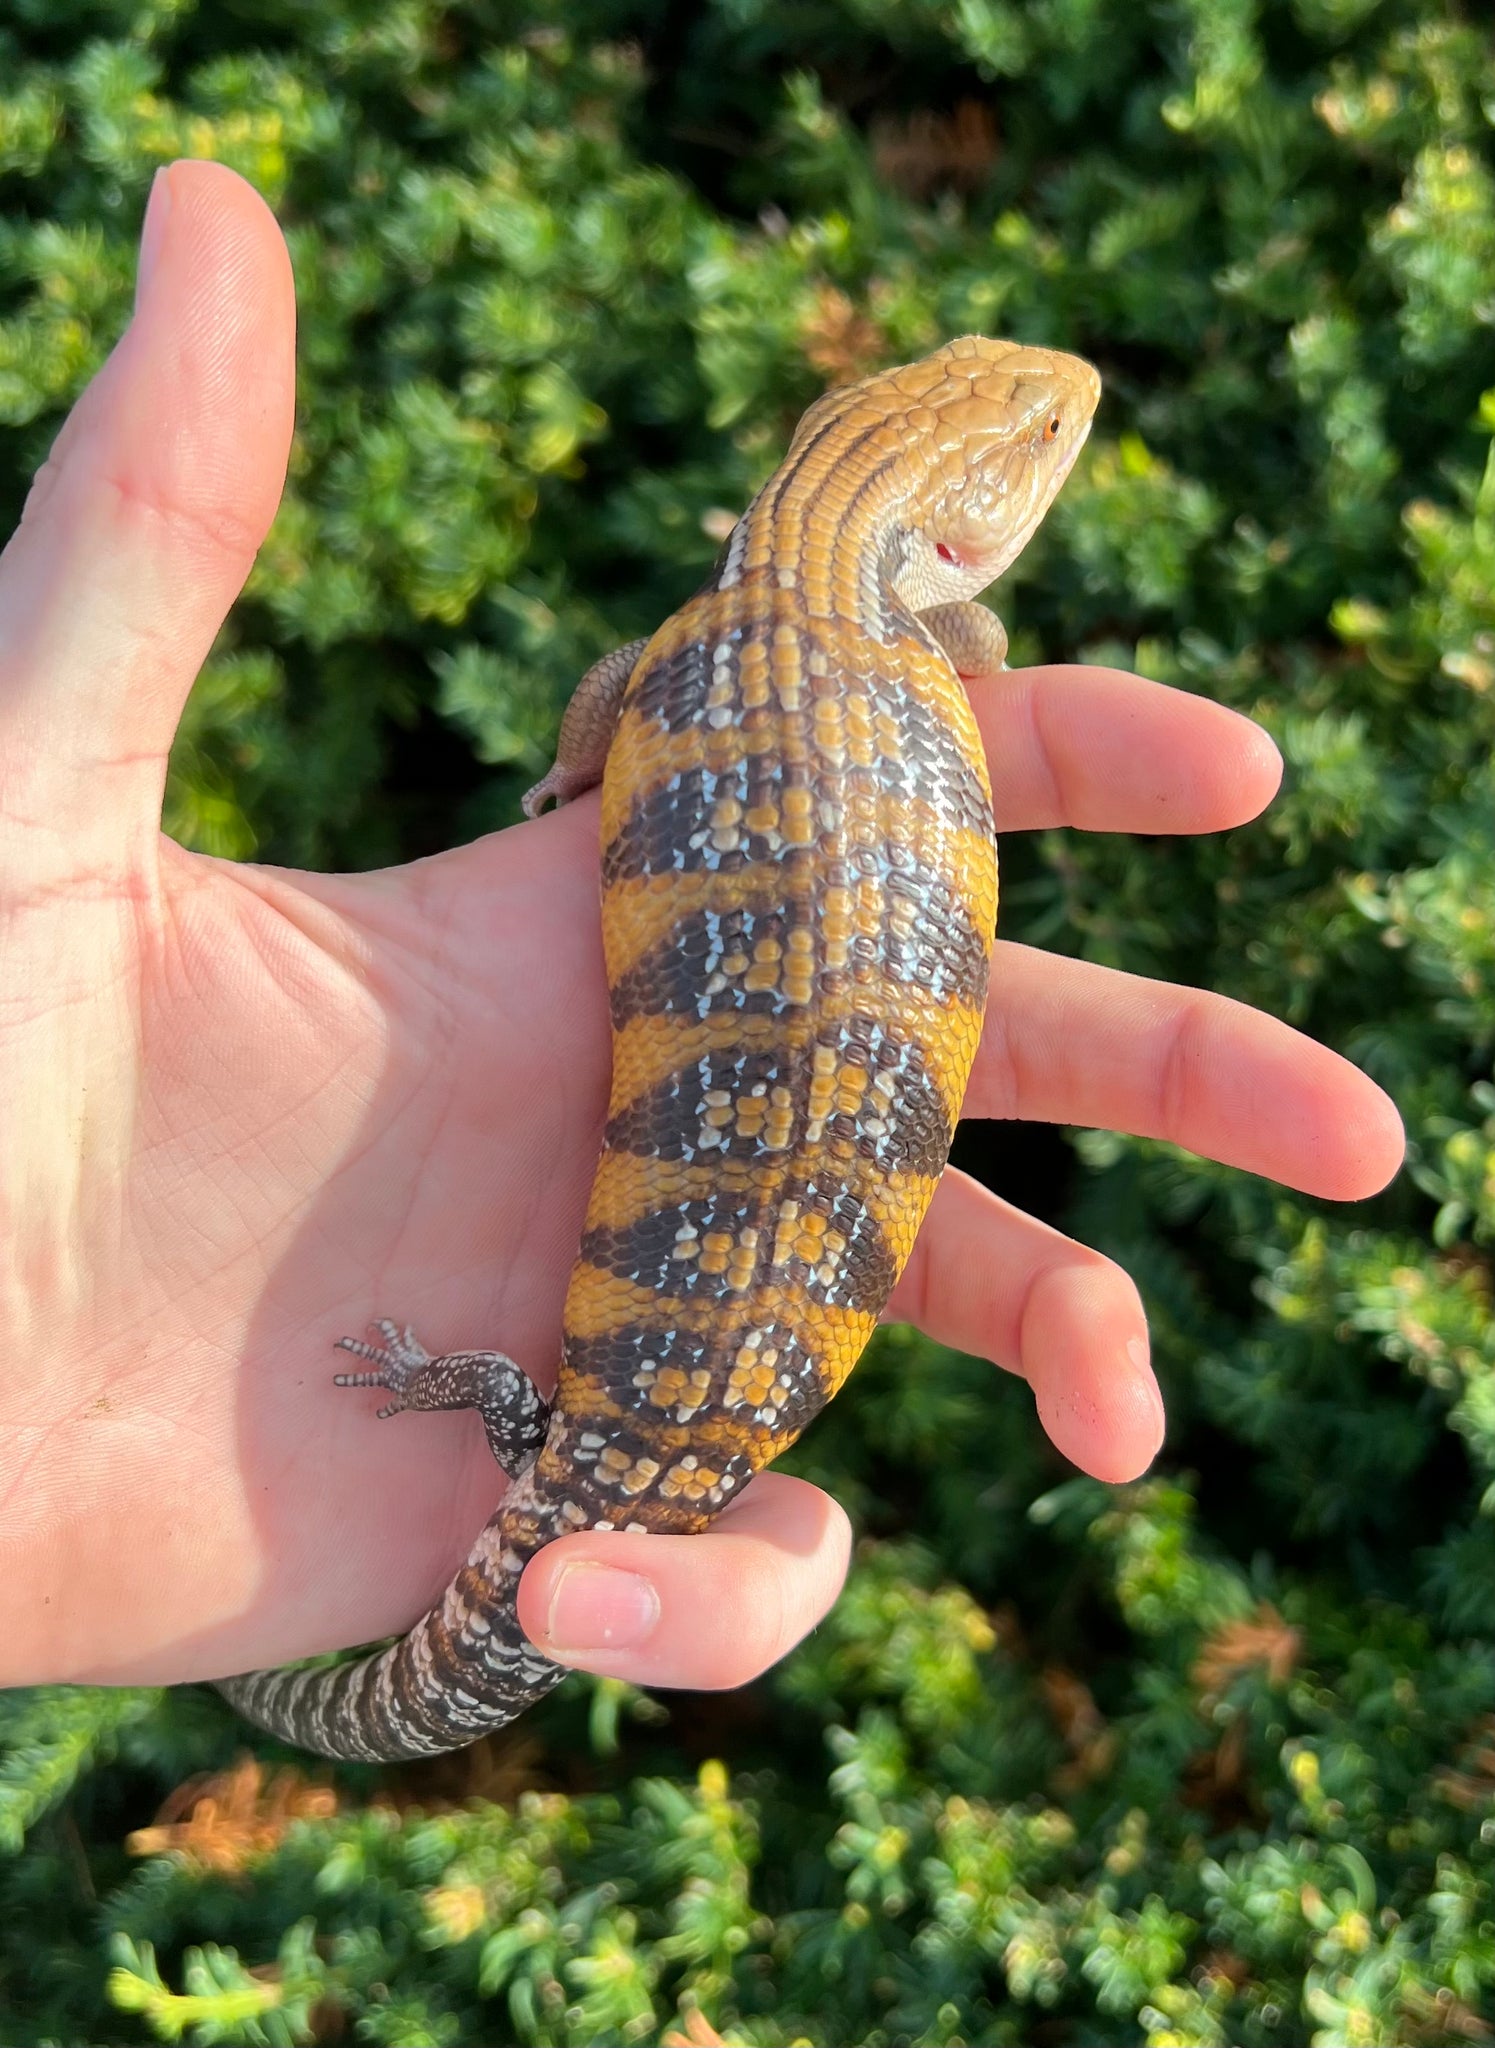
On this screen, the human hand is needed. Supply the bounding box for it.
[0,163,1403,1706]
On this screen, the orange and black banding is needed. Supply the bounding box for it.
[218,336,1101,1759]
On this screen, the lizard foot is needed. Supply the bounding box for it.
[335,1319,551,1478]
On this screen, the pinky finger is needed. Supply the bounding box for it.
[887,1167,1165,1482]
[515,1472,852,1689]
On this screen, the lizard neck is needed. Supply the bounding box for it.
[711,413,913,634]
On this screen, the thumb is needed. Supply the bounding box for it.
[0,159,295,881]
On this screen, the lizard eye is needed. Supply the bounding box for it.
[935,542,958,565]
[1043,412,1062,442]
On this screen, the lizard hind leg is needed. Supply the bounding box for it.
[335,1319,551,1477]
[214,1328,560,1761]
[521,634,653,817]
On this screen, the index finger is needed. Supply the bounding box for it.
[978,662,1282,835]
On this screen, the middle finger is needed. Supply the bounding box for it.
[969,942,1405,1200]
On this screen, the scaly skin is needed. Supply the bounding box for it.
[217,335,1101,1759]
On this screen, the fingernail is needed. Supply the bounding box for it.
[135,167,172,311]
[544,1562,660,1654]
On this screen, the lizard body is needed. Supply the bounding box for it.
[217,335,1100,1759]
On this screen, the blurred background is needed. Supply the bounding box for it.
[1,2,1492,2042]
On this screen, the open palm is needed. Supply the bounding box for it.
[0,164,1402,1707]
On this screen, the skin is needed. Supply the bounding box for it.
[0,163,1403,1706]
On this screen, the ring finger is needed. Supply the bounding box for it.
[889,1165,1162,1481]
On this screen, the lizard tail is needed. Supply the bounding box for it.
[214,1466,571,1760]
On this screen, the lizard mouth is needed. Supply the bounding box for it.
[981,420,1094,582]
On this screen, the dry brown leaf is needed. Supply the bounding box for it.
[1433,1715,1495,1812]
[1193,1602,1302,1699]
[870,99,1000,200]
[127,1754,336,1874]
[1041,1664,1103,1748]
[1198,1948,1251,1991]
[1186,1717,1247,1798]
[449,1731,548,1806]
[798,285,885,387]
[986,1600,1029,1661]
[1181,1719,1267,1831]
[1042,1665,1117,1792]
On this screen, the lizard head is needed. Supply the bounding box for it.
[888,335,1101,609]
[789,335,1101,613]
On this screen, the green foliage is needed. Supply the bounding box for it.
[1,0,1492,2042]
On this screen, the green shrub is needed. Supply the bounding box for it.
[1,2,1491,2042]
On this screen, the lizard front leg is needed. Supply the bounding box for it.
[522,634,652,817]
[334,1319,550,1476]
[917,599,1009,677]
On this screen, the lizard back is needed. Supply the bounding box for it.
[536,505,998,1536]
